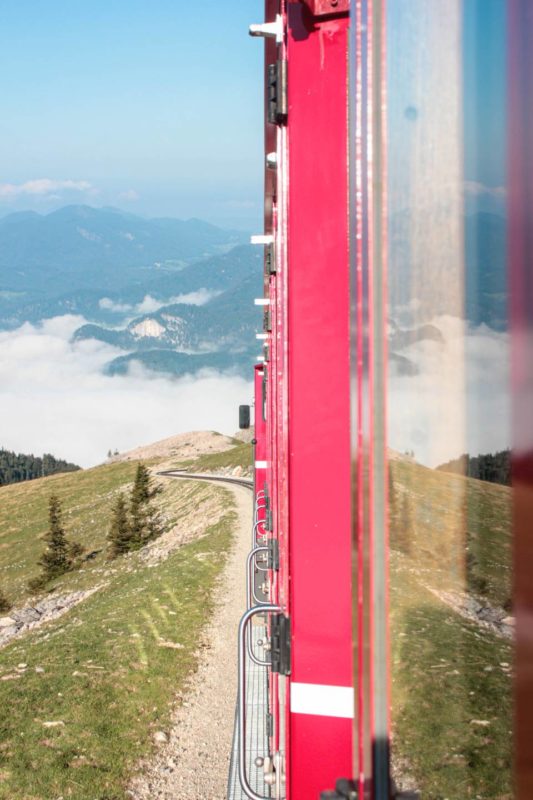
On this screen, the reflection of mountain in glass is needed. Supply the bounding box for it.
[465,212,507,330]
[389,211,506,331]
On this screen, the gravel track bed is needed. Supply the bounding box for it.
[129,480,251,800]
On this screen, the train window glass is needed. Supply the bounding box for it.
[386,3,511,799]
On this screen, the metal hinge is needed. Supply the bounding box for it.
[268,60,288,125]
[262,365,268,421]
[264,308,272,332]
[267,537,279,571]
[265,240,276,276]
[271,613,291,675]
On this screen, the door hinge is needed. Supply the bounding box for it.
[265,240,276,276]
[271,613,291,675]
[264,308,272,332]
[267,537,279,571]
[268,60,288,125]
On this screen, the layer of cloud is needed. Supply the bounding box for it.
[98,289,219,316]
[388,315,510,467]
[0,178,93,198]
[0,316,251,468]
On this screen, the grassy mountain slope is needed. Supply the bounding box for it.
[0,435,245,799]
[389,456,512,799]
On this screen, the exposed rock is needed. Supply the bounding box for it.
[11,608,40,624]
[153,731,169,744]
[0,585,105,650]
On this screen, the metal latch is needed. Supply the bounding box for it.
[268,60,288,125]
[271,613,291,675]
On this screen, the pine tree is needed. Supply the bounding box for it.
[0,590,11,614]
[39,495,71,580]
[130,464,164,547]
[107,494,132,558]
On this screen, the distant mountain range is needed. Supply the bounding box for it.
[74,267,262,377]
[0,205,247,327]
[0,205,506,380]
[0,205,262,377]
[0,204,243,277]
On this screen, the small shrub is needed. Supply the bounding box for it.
[0,590,11,613]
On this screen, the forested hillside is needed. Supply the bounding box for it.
[436,448,511,486]
[0,448,80,486]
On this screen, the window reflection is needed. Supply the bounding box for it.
[386,2,512,798]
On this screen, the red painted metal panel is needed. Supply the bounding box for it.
[286,4,353,797]
[291,716,353,796]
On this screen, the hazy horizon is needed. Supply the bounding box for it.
[0,1,264,230]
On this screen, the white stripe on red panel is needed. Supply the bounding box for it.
[255,461,268,469]
[290,683,354,719]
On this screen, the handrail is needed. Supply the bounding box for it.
[238,604,281,800]
[252,518,267,547]
[254,502,266,522]
[246,546,270,608]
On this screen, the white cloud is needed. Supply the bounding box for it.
[0,316,252,468]
[98,289,219,316]
[98,298,133,314]
[0,178,93,198]
[463,181,506,200]
[387,316,510,467]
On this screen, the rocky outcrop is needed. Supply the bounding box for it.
[0,585,104,649]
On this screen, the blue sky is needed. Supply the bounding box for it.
[0,1,264,228]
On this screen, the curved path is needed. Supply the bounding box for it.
[129,473,252,800]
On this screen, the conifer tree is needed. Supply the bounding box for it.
[130,464,164,546]
[39,494,71,579]
[107,494,132,558]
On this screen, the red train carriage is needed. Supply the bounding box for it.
[231,1,533,799]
